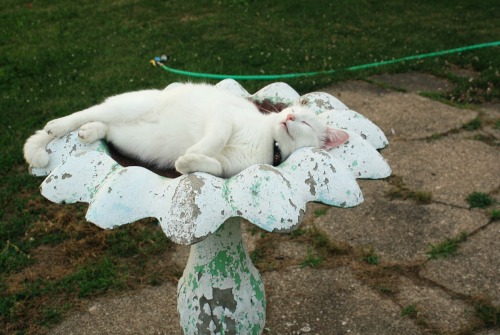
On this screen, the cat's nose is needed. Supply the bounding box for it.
[286,114,295,121]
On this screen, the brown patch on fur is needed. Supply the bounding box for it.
[250,98,288,114]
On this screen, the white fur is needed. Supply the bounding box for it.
[23,83,349,178]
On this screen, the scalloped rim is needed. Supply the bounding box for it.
[36,80,391,245]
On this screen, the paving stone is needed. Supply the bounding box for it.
[50,281,183,335]
[420,222,500,307]
[395,276,478,333]
[370,72,454,93]
[451,102,500,146]
[264,266,423,335]
[383,138,500,207]
[323,80,477,140]
[315,180,488,262]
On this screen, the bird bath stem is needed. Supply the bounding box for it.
[178,218,265,334]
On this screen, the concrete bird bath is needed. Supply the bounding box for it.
[28,79,391,334]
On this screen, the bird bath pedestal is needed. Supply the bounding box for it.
[29,80,391,334]
[178,218,265,334]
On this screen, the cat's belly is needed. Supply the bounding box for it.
[216,145,273,176]
[105,123,199,168]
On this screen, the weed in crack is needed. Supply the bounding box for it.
[386,175,433,204]
[463,118,482,131]
[300,249,323,268]
[313,207,328,217]
[426,232,467,260]
[490,209,500,221]
[401,304,419,318]
[467,192,494,209]
[473,297,500,328]
[361,247,380,265]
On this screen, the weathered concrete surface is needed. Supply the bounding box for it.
[322,80,477,140]
[50,282,183,335]
[420,222,500,307]
[49,75,500,335]
[314,180,489,262]
[394,276,479,333]
[370,72,454,93]
[383,139,500,208]
[264,267,423,335]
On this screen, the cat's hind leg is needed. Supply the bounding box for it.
[78,121,108,144]
[175,153,223,177]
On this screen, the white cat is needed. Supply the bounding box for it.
[23,83,349,178]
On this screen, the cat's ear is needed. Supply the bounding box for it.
[322,127,349,150]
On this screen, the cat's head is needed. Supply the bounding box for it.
[272,106,349,158]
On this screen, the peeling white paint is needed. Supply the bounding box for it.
[295,92,349,112]
[178,219,265,335]
[31,132,108,177]
[250,82,300,106]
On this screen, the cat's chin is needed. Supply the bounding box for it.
[272,134,294,159]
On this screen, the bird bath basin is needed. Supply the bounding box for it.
[28,79,391,334]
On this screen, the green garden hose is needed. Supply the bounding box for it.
[153,41,499,80]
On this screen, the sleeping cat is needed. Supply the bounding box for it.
[23,83,349,178]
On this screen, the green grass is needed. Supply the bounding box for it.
[64,257,127,298]
[289,228,306,238]
[313,207,328,217]
[307,226,349,255]
[410,191,433,205]
[463,117,482,131]
[361,248,380,265]
[378,286,393,294]
[250,248,265,264]
[474,298,500,327]
[38,305,68,327]
[466,192,495,208]
[386,176,433,204]
[300,249,323,268]
[427,232,468,260]
[1,0,499,333]
[0,241,34,273]
[491,210,500,221]
[401,304,418,318]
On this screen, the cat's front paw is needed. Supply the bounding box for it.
[44,117,75,138]
[175,154,223,177]
[78,122,108,144]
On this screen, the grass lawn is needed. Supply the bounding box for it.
[0,0,498,333]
